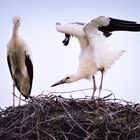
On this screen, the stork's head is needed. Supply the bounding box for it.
[12,16,20,27]
[51,74,79,87]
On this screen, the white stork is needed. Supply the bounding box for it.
[7,16,33,106]
[51,16,140,98]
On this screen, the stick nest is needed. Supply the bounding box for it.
[0,92,140,140]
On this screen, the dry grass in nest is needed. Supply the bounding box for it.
[0,90,140,140]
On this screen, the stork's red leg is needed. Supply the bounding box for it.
[91,76,97,99]
[99,70,104,97]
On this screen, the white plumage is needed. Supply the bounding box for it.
[7,16,33,106]
[52,16,140,97]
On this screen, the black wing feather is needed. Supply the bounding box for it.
[62,34,71,46]
[99,17,140,37]
[25,53,33,97]
[7,55,13,79]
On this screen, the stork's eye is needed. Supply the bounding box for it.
[66,77,70,80]
[17,19,20,23]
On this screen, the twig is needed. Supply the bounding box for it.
[59,97,89,136]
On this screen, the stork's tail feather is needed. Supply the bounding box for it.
[105,50,125,69]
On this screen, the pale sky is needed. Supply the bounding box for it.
[0,0,140,108]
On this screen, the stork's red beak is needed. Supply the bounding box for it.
[51,79,66,87]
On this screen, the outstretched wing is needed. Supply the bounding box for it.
[56,22,85,46]
[99,17,140,37]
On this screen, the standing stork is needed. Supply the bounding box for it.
[51,16,140,98]
[7,16,33,106]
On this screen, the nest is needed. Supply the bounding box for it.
[0,90,140,140]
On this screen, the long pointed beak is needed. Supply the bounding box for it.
[51,79,66,87]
